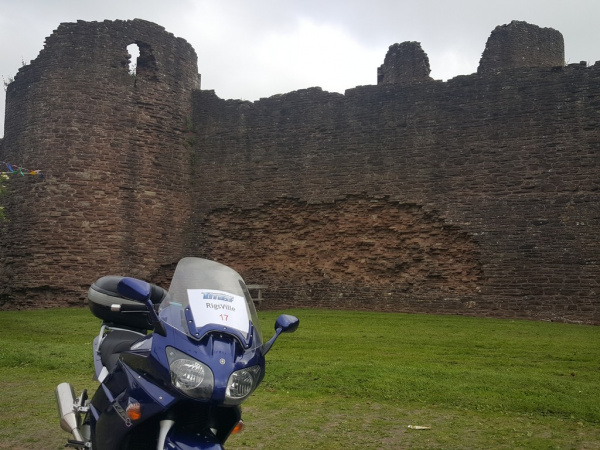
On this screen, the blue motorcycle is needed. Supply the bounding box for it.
[56,257,299,449]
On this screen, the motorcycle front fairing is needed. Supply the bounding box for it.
[90,258,266,449]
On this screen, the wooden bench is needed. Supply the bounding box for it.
[246,284,267,309]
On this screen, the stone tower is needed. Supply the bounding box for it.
[478,20,564,74]
[0,19,200,305]
[377,41,433,85]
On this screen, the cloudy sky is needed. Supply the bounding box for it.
[1,0,599,137]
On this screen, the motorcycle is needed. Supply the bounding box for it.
[56,257,299,449]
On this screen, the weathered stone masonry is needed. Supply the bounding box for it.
[1,20,599,324]
[0,19,199,304]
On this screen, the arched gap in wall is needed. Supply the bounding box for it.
[131,41,158,82]
[127,43,140,76]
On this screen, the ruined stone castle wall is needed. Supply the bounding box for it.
[1,20,599,324]
[377,41,432,85]
[0,19,199,306]
[189,60,600,324]
[478,21,565,74]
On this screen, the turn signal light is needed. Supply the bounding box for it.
[231,420,245,434]
[126,401,142,421]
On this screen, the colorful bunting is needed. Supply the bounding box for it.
[1,162,43,178]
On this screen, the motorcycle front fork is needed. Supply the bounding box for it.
[157,420,175,449]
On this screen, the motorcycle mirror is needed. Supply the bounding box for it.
[117,277,152,302]
[262,314,299,355]
[275,314,299,333]
[117,277,167,336]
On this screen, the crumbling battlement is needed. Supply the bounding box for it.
[377,41,432,85]
[478,21,565,74]
[1,20,599,324]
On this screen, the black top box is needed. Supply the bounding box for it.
[88,275,168,331]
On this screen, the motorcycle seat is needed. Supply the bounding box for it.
[100,329,144,373]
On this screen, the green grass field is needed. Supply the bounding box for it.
[1,308,599,449]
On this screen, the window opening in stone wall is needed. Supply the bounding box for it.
[127,41,158,82]
[127,43,140,76]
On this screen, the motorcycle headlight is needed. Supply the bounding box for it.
[225,365,262,405]
[166,347,214,399]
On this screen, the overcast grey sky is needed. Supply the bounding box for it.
[1,0,599,138]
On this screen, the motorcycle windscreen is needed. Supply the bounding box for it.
[159,257,263,349]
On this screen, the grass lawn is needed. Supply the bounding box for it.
[0,308,599,449]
